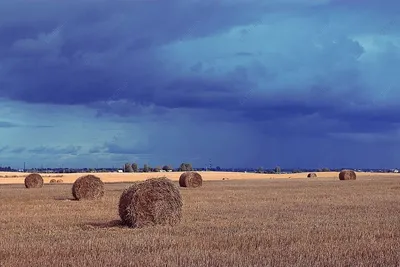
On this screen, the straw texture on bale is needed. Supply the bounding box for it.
[339,170,356,180]
[179,171,203,188]
[49,179,57,184]
[307,173,317,178]
[119,177,183,228]
[72,175,104,200]
[24,173,44,188]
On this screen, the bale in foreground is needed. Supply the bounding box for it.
[339,170,356,180]
[72,175,104,200]
[119,177,183,228]
[179,171,203,188]
[24,173,44,188]
[307,173,317,178]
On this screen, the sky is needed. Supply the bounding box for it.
[0,0,400,170]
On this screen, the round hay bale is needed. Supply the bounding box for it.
[307,172,317,178]
[179,171,203,188]
[24,173,44,188]
[56,179,63,183]
[72,175,104,200]
[339,170,356,180]
[119,177,182,228]
[49,179,57,184]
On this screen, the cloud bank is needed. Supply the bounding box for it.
[1,0,399,169]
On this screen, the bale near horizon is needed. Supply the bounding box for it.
[179,171,203,188]
[24,173,44,188]
[339,170,357,180]
[72,175,104,200]
[307,173,317,178]
[119,177,183,228]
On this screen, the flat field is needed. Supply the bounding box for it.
[0,170,397,184]
[1,174,400,266]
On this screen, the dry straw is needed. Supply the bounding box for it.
[179,171,203,188]
[24,173,44,188]
[339,170,356,180]
[307,173,317,178]
[119,177,183,228]
[72,175,104,200]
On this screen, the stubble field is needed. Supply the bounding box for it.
[0,170,397,184]
[1,173,400,266]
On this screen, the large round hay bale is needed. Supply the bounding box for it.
[339,170,356,180]
[307,172,317,178]
[179,171,203,188]
[119,177,183,228]
[49,179,57,184]
[24,173,44,188]
[56,179,63,183]
[72,175,104,200]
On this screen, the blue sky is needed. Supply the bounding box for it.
[0,0,399,169]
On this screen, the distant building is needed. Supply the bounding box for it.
[117,170,123,173]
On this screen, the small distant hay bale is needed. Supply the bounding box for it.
[307,173,317,178]
[24,173,44,188]
[222,177,229,181]
[56,179,63,183]
[49,179,57,184]
[179,171,203,188]
[72,175,104,200]
[119,177,183,228]
[339,170,356,180]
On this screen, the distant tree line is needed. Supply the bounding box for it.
[122,162,195,172]
[0,163,335,174]
[255,166,331,174]
[0,166,13,172]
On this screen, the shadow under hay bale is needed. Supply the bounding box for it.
[119,177,183,228]
[339,170,356,180]
[179,171,203,188]
[84,220,124,229]
[49,179,57,184]
[24,173,44,188]
[307,173,317,178]
[54,197,77,201]
[72,175,104,200]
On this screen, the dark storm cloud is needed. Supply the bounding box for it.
[0,121,53,128]
[0,0,358,108]
[10,147,25,153]
[0,146,26,153]
[28,145,81,155]
[1,0,400,147]
[0,0,274,105]
[0,121,18,128]
[104,143,152,155]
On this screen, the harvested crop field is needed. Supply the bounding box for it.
[0,171,398,184]
[1,175,400,266]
